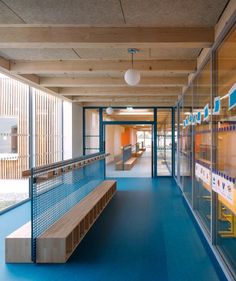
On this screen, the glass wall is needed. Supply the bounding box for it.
[177,21,236,279]
[157,109,172,176]
[214,26,236,274]
[193,61,212,233]
[182,87,193,203]
[0,74,71,212]
[103,108,154,122]
[174,107,178,179]
[0,74,29,211]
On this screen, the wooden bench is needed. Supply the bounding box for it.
[115,157,137,170]
[5,180,116,264]
[5,222,32,263]
[124,157,137,170]
[132,151,143,158]
[115,160,123,170]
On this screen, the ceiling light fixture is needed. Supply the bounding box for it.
[124,48,140,86]
[127,106,133,111]
[106,107,113,115]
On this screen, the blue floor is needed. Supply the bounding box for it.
[0,178,227,281]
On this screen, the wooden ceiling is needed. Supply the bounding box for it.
[0,0,229,107]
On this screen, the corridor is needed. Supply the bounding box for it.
[0,178,225,281]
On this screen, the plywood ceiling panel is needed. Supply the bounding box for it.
[121,0,228,26]
[2,0,124,24]
[150,48,201,59]
[0,48,79,60]
[0,1,24,24]
[0,0,228,26]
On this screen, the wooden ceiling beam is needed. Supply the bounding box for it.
[40,76,188,87]
[59,86,182,96]
[0,57,10,71]
[72,96,178,102]
[10,59,196,74]
[0,26,214,48]
[80,102,175,107]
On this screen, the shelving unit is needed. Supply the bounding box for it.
[36,180,116,263]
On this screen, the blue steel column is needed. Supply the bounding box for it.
[82,107,86,155]
[153,108,157,177]
[177,103,180,184]
[211,50,217,245]
[171,107,175,177]
[28,86,36,262]
[99,108,104,152]
[61,100,64,160]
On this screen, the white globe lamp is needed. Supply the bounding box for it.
[124,48,140,86]
[124,69,140,86]
[106,107,113,115]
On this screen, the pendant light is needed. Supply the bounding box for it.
[106,106,113,115]
[124,48,140,86]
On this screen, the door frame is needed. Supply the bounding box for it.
[103,121,154,178]
[83,106,175,178]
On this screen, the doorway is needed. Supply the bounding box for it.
[104,124,153,178]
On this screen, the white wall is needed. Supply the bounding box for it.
[63,102,83,159]
[106,125,124,163]
[63,101,72,160]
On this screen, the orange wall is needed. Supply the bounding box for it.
[121,128,137,146]
[121,128,131,146]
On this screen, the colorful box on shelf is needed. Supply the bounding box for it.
[212,169,235,205]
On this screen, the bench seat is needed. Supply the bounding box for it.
[37,180,116,263]
[5,222,32,263]
[132,151,143,157]
[115,160,123,170]
[124,157,137,170]
[5,180,116,264]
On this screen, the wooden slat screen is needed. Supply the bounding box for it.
[0,77,64,179]
[0,77,29,179]
[33,89,63,167]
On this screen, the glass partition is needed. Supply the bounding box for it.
[157,109,172,176]
[174,107,178,179]
[103,108,154,122]
[174,20,236,278]
[193,61,212,233]
[182,87,193,204]
[214,26,236,273]
[0,74,30,211]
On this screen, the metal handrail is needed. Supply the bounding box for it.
[22,152,109,179]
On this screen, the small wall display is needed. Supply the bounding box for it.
[213,97,221,115]
[203,104,209,121]
[195,162,211,186]
[212,171,235,205]
[228,83,236,110]
[182,83,236,129]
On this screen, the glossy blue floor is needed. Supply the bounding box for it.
[0,178,227,281]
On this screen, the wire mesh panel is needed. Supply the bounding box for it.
[31,153,106,262]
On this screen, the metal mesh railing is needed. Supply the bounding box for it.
[30,152,106,262]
